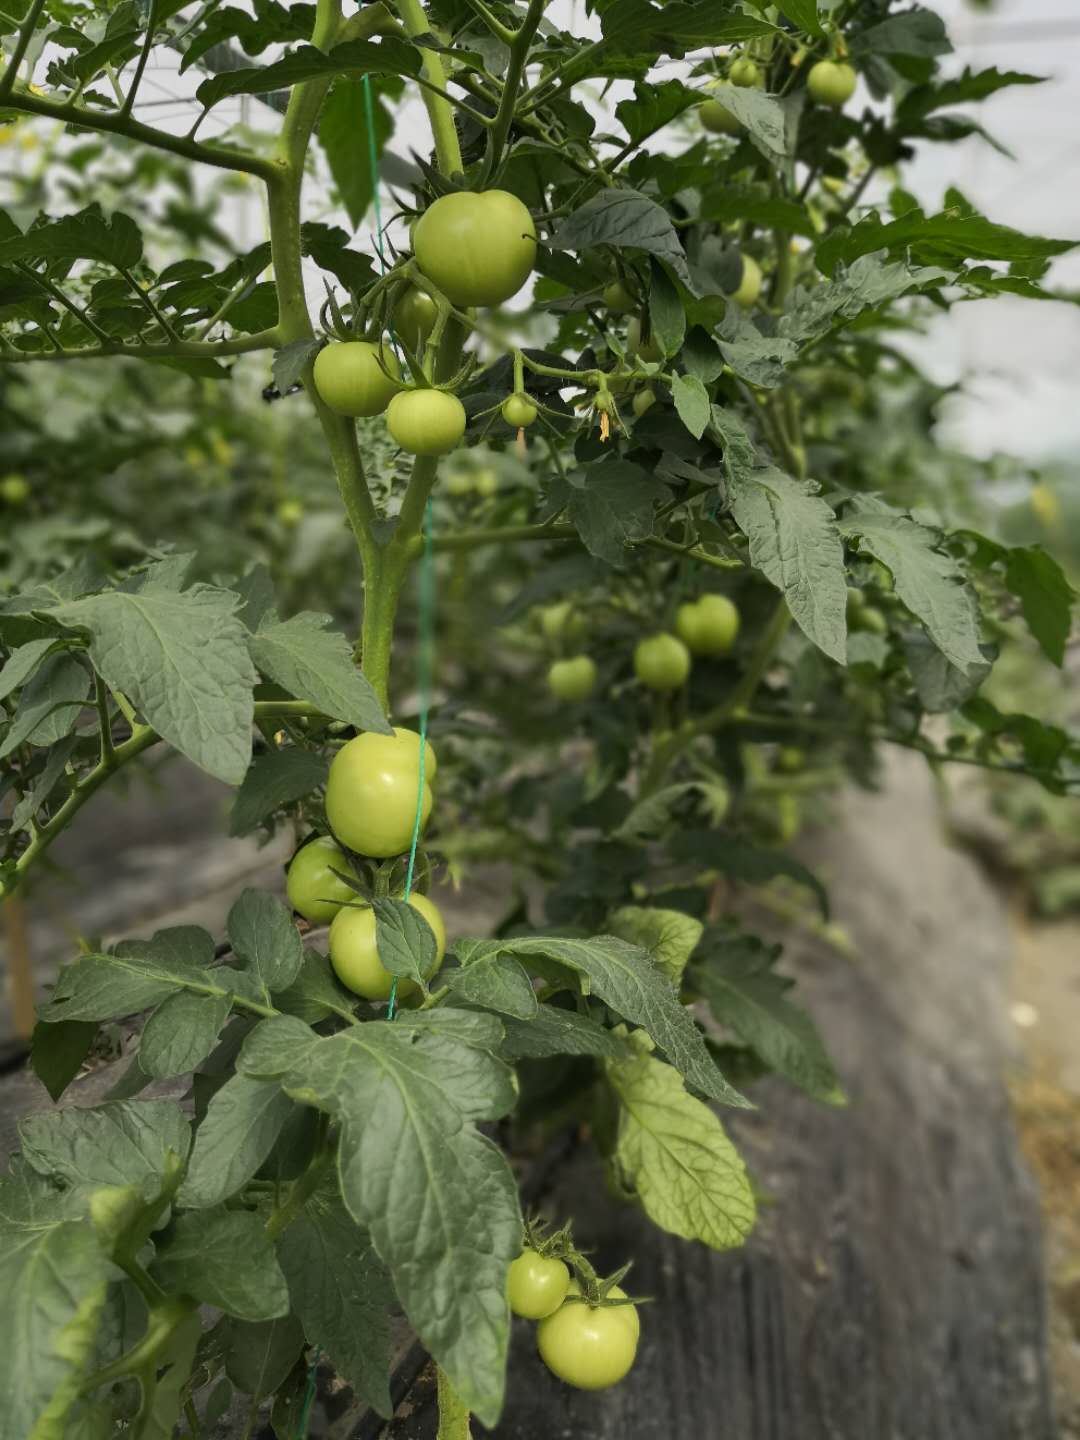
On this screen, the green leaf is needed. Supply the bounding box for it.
[902,632,989,712]
[271,339,319,394]
[53,586,257,784]
[706,83,792,163]
[0,205,143,269]
[899,66,1046,121]
[230,747,328,836]
[600,0,775,56]
[42,926,225,1024]
[137,1311,202,1440]
[179,1074,295,1209]
[647,256,685,356]
[10,735,78,835]
[856,8,952,57]
[0,653,91,758]
[691,938,842,1102]
[0,637,63,702]
[237,1015,321,1079]
[774,0,823,39]
[549,188,691,288]
[276,949,359,1025]
[729,467,848,664]
[249,611,391,733]
[445,952,538,1020]
[139,990,232,1080]
[567,457,669,567]
[275,1010,521,1427]
[781,254,952,346]
[609,906,703,987]
[0,1169,110,1440]
[716,312,798,389]
[152,1209,289,1321]
[605,1047,756,1248]
[671,373,710,439]
[615,779,728,841]
[1003,544,1074,667]
[278,1185,393,1416]
[20,1099,190,1193]
[223,1314,305,1399]
[498,1006,635,1061]
[817,207,1077,276]
[697,184,815,237]
[373,897,435,991]
[839,502,984,676]
[30,1020,98,1103]
[478,935,746,1106]
[195,36,421,109]
[318,76,401,230]
[670,830,830,919]
[227,889,304,998]
[616,80,698,146]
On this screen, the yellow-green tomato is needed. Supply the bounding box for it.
[632,387,657,418]
[626,316,662,363]
[728,254,762,308]
[729,56,762,88]
[508,1249,571,1320]
[413,189,536,307]
[634,633,691,691]
[537,1281,640,1390]
[687,593,740,656]
[286,836,359,924]
[276,498,304,528]
[700,99,740,134]
[501,393,538,428]
[328,892,446,1002]
[0,473,29,504]
[325,727,436,858]
[313,340,402,418]
[603,280,635,313]
[394,286,439,350]
[539,601,584,645]
[807,60,857,108]
[387,389,467,456]
[548,656,597,702]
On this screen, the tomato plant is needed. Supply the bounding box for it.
[0,0,1076,1435]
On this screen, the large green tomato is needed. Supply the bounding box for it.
[328,892,446,1001]
[413,190,536,307]
[394,286,439,350]
[808,60,857,108]
[537,1281,639,1390]
[634,633,691,691]
[728,254,762,308]
[700,99,740,135]
[313,340,402,417]
[326,727,436,858]
[626,316,662,363]
[508,1249,571,1320]
[501,393,538,428]
[676,594,740,657]
[387,389,466,456]
[286,836,359,924]
[548,656,597,702]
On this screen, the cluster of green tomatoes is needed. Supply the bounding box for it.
[699,46,857,138]
[284,726,443,1002]
[508,1233,641,1391]
[541,593,742,703]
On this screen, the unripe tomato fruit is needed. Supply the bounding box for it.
[807,60,856,108]
[326,727,436,858]
[626,316,662,363]
[502,393,538,428]
[445,468,473,497]
[728,254,762,308]
[537,1281,639,1390]
[413,190,536,307]
[676,594,739,656]
[603,280,635,313]
[700,99,740,134]
[632,387,657,418]
[548,656,597,702]
[473,466,499,497]
[394,287,439,350]
[778,745,805,773]
[634,633,691,691]
[387,389,467,456]
[729,56,762,88]
[852,604,887,635]
[329,892,446,1001]
[0,473,29,504]
[276,498,303,528]
[313,340,402,418]
[539,601,584,645]
[286,836,359,925]
[508,1249,571,1320]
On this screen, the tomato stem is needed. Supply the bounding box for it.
[435,1365,472,1440]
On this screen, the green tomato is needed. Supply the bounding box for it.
[728,254,762,308]
[394,286,439,350]
[603,280,635,313]
[548,656,597,702]
[537,1281,639,1390]
[778,745,805,774]
[852,604,887,635]
[276,498,304,528]
[445,468,473,497]
[632,387,657,418]
[387,389,467,456]
[0,473,29,504]
[473,465,499,497]
[626,316,662,363]
[729,56,763,88]
[501,393,538,428]
[328,891,446,1002]
[326,727,436,858]
[508,1249,571,1320]
[807,60,857,108]
[675,594,739,656]
[634,633,691,691]
[286,836,359,925]
[413,189,536,307]
[700,99,740,134]
[845,585,865,617]
[539,601,584,645]
[313,340,402,418]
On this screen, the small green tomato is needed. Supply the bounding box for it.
[548,656,597,702]
[634,633,691,691]
[501,393,538,428]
